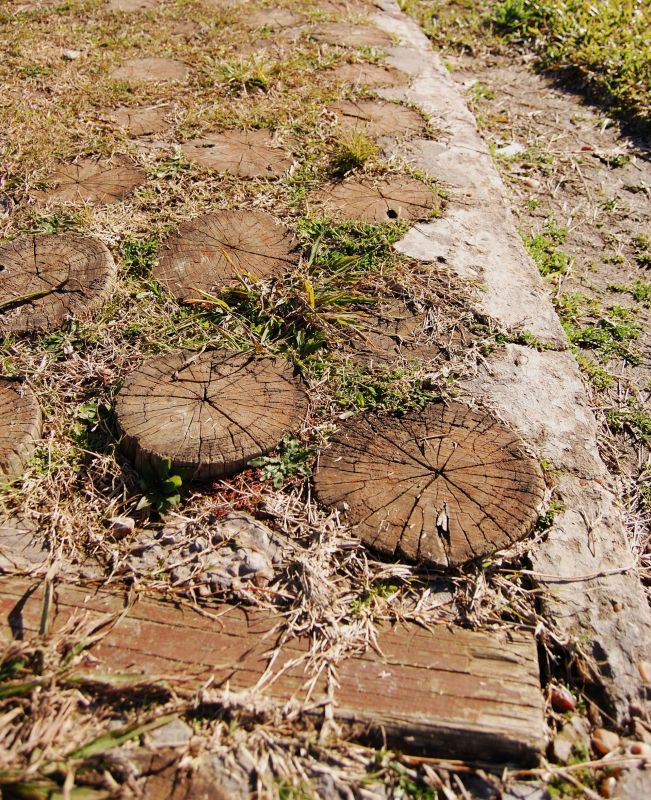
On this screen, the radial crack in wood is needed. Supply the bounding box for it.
[105,105,174,137]
[34,157,146,205]
[311,23,393,48]
[110,57,190,83]
[153,211,299,302]
[0,234,115,335]
[116,349,308,481]
[314,401,546,567]
[180,130,294,178]
[0,379,42,482]
[329,99,426,138]
[311,176,439,224]
[326,62,409,89]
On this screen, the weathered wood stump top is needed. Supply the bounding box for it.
[180,130,294,178]
[311,23,393,48]
[0,379,42,482]
[0,234,115,335]
[312,176,439,224]
[110,57,190,83]
[0,517,48,572]
[314,401,546,567]
[329,100,426,138]
[107,0,157,10]
[326,62,409,89]
[106,105,173,137]
[116,349,308,481]
[35,157,146,205]
[154,211,299,302]
[245,9,304,30]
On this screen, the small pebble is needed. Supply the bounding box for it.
[630,741,651,758]
[496,142,525,158]
[108,516,135,539]
[550,684,576,713]
[592,728,620,755]
[638,660,651,684]
[599,777,617,798]
[62,49,81,60]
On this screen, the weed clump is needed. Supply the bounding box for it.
[330,130,379,177]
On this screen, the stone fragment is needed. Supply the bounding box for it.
[108,517,135,539]
[592,728,620,755]
[147,718,193,749]
[550,684,576,713]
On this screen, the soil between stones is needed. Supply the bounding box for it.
[154,210,299,302]
[0,378,42,482]
[116,349,308,481]
[314,401,546,567]
[34,158,146,205]
[0,234,115,335]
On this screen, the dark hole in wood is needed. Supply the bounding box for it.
[386,208,398,219]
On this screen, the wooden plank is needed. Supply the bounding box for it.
[0,578,545,764]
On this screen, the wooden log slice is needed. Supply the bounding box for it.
[34,157,146,205]
[110,57,190,83]
[180,130,294,178]
[107,0,157,10]
[0,517,48,572]
[326,62,409,89]
[0,235,115,335]
[329,99,426,138]
[0,379,41,482]
[311,23,393,48]
[245,9,305,30]
[314,1,374,13]
[347,300,441,365]
[154,211,299,302]
[311,176,439,224]
[315,402,546,568]
[105,105,173,137]
[116,350,308,481]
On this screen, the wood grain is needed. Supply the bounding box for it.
[312,176,439,224]
[314,402,546,567]
[0,379,41,481]
[115,349,308,480]
[0,234,115,334]
[329,99,426,138]
[181,130,294,178]
[35,158,146,205]
[0,578,545,764]
[311,23,393,48]
[154,211,298,302]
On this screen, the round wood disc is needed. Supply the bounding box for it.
[116,349,308,480]
[246,9,304,29]
[180,130,294,178]
[314,402,546,567]
[0,379,42,482]
[154,211,299,302]
[0,234,115,335]
[311,23,393,48]
[311,176,439,224]
[326,62,409,89]
[35,157,146,205]
[110,57,190,83]
[329,99,425,138]
[106,105,173,136]
[107,0,157,10]
[0,516,48,572]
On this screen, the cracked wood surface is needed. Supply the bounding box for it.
[34,157,146,205]
[0,379,41,481]
[326,62,410,89]
[0,578,545,764]
[312,176,439,224]
[115,349,308,481]
[105,104,173,137]
[180,130,294,179]
[329,99,426,138]
[109,57,190,83]
[0,234,115,334]
[311,23,393,48]
[154,210,298,302]
[315,401,546,567]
